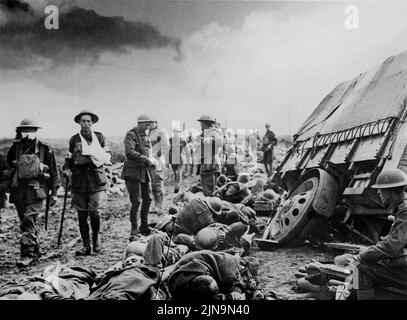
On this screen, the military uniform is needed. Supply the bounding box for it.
[355,193,407,299]
[262,129,277,176]
[194,222,248,251]
[169,135,187,193]
[65,131,109,254]
[149,127,169,209]
[168,250,261,300]
[173,198,216,236]
[122,127,153,236]
[199,126,223,196]
[7,138,59,258]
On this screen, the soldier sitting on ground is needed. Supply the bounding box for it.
[335,169,407,300]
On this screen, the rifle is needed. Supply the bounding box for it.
[57,175,69,248]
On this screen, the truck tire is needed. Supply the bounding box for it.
[268,176,320,246]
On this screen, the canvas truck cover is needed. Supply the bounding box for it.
[296,51,407,142]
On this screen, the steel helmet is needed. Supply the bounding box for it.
[262,189,278,200]
[197,115,217,123]
[237,172,250,184]
[371,169,407,189]
[137,114,155,123]
[216,174,229,187]
[205,197,224,214]
[172,234,196,250]
[265,123,271,128]
[225,182,244,196]
[194,227,218,250]
[168,205,179,215]
[16,118,41,130]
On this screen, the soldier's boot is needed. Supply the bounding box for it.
[18,245,39,267]
[90,210,101,253]
[16,256,35,268]
[129,222,140,242]
[18,217,40,266]
[139,200,152,236]
[129,202,141,241]
[76,210,91,256]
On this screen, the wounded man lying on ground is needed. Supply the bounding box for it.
[193,222,255,254]
[153,201,258,253]
[123,230,189,268]
[40,232,188,300]
[214,181,250,204]
[168,196,259,237]
[168,250,264,300]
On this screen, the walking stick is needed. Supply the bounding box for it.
[44,188,51,231]
[57,176,69,248]
[154,216,176,300]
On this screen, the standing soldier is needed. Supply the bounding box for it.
[149,119,169,212]
[262,123,278,177]
[169,125,188,194]
[197,115,223,197]
[184,129,195,177]
[122,115,156,241]
[64,111,112,256]
[7,119,59,266]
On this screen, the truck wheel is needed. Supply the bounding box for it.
[268,176,320,246]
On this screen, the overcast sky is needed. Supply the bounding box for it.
[1,1,407,139]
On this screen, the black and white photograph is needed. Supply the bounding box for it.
[1,0,407,307]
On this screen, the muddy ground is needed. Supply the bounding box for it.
[0,175,333,300]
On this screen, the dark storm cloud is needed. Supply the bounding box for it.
[0,0,182,70]
[1,0,31,12]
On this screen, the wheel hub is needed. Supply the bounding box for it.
[269,177,318,241]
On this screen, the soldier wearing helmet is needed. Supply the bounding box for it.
[337,168,407,299]
[168,250,262,300]
[6,119,60,266]
[148,118,170,211]
[122,114,156,240]
[194,222,249,252]
[169,123,188,194]
[197,114,223,196]
[261,123,277,177]
[215,181,250,204]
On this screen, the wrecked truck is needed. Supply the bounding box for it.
[262,51,407,247]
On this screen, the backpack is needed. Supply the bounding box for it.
[16,144,45,180]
